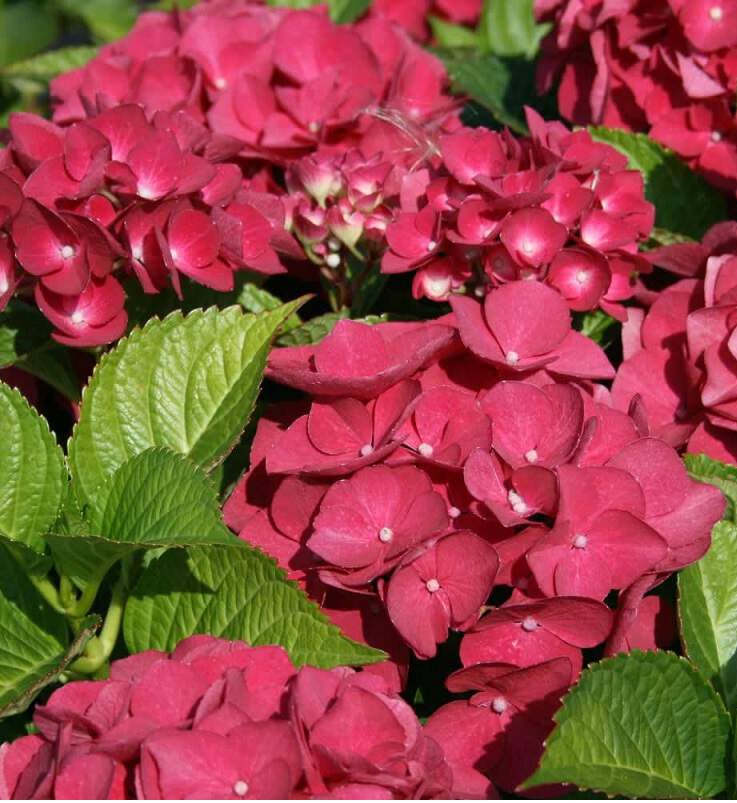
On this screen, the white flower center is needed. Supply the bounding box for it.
[308,121,320,133]
[491,696,508,714]
[60,245,75,260]
[426,578,440,593]
[505,350,520,365]
[214,77,227,90]
[521,239,536,255]
[0,276,8,294]
[71,310,85,325]
[378,527,394,543]
[710,6,723,20]
[521,616,539,632]
[573,533,588,549]
[508,490,529,515]
[233,780,249,797]
[524,449,539,464]
[359,444,374,457]
[137,184,157,200]
[132,245,143,261]
[448,506,461,519]
[418,442,434,457]
[170,248,179,262]
[576,270,588,284]
[427,240,438,251]
[327,237,341,252]
[711,130,723,143]
[325,253,341,269]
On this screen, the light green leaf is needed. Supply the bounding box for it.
[679,521,737,712]
[589,127,727,240]
[276,309,349,346]
[644,227,696,250]
[0,301,53,369]
[684,453,737,521]
[51,449,237,586]
[0,383,66,555]
[69,303,303,506]
[89,448,237,549]
[124,544,386,668]
[0,1,59,69]
[2,45,99,87]
[0,543,70,717]
[526,650,730,798]
[236,283,302,331]
[479,0,550,58]
[429,16,479,49]
[0,616,100,719]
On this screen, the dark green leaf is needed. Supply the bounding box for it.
[589,127,728,240]
[276,309,349,346]
[0,2,59,69]
[0,302,53,369]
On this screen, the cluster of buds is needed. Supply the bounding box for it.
[381,110,655,316]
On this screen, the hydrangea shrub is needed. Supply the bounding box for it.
[1,0,737,799]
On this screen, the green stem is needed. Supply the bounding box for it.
[59,575,76,610]
[28,574,65,615]
[64,574,104,618]
[67,572,127,675]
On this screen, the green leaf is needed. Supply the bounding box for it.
[439,52,554,135]
[2,45,99,87]
[329,0,371,24]
[479,0,550,58]
[276,309,349,346]
[684,453,737,521]
[89,448,237,549]
[124,544,385,668]
[69,303,302,506]
[577,309,618,347]
[679,521,737,712]
[0,301,53,369]
[0,383,66,555]
[0,543,70,717]
[644,227,696,250]
[51,449,237,586]
[429,16,479,49]
[54,0,136,41]
[0,616,100,719]
[526,651,730,798]
[236,283,302,331]
[17,348,81,401]
[0,1,59,69]
[589,127,727,240]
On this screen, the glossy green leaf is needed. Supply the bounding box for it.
[124,544,385,668]
[0,383,66,555]
[0,616,99,719]
[479,0,550,58]
[69,303,303,506]
[679,521,737,712]
[0,543,70,717]
[276,309,349,346]
[684,453,737,521]
[429,16,479,49]
[589,127,727,240]
[526,651,730,798]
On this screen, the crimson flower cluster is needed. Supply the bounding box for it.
[613,221,737,462]
[381,110,655,317]
[0,635,454,799]
[224,284,724,795]
[0,0,456,346]
[536,0,737,193]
